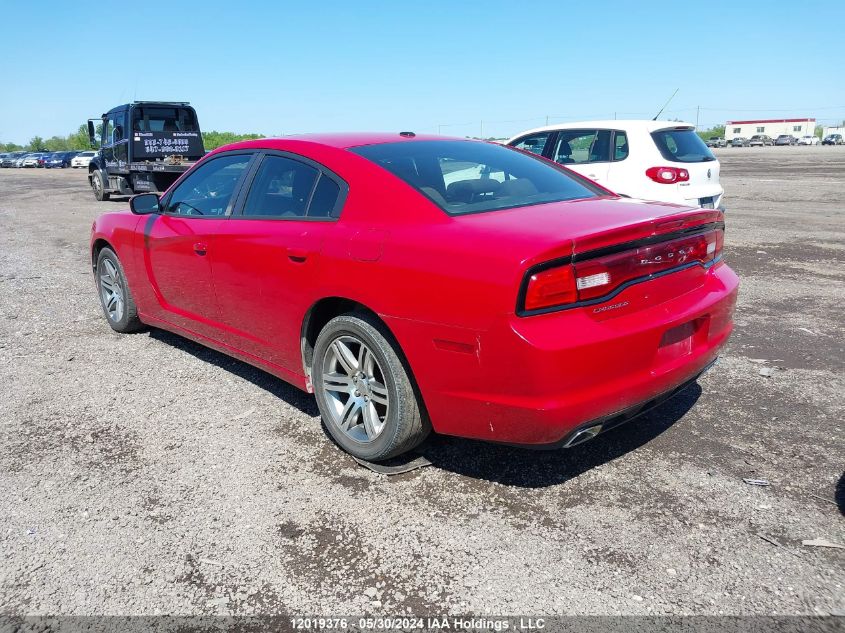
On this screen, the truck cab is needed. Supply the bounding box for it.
[87,101,205,200]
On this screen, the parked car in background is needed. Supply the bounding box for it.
[507,120,723,209]
[822,134,843,146]
[730,137,750,147]
[22,153,47,167]
[775,135,797,146]
[1,151,28,167]
[44,151,79,168]
[796,136,820,146]
[90,133,737,460]
[706,137,726,148]
[748,134,773,147]
[71,151,98,168]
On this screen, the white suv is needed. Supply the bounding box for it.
[507,120,723,209]
[71,151,98,168]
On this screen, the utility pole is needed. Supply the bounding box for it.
[438,124,443,135]
[480,120,484,139]
[545,115,549,125]
[696,105,700,129]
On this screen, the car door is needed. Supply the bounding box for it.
[550,129,611,186]
[142,152,254,336]
[210,152,347,372]
[603,130,632,195]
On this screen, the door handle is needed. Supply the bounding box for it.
[287,247,308,263]
[193,242,208,256]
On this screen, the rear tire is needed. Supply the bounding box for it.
[313,313,430,461]
[92,170,110,201]
[96,247,144,333]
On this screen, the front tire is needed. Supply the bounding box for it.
[96,247,144,333]
[313,313,430,461]
[92,170,110,201]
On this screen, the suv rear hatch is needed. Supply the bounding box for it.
[650,125,721,207]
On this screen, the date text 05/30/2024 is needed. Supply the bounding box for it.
[290,617,547,630]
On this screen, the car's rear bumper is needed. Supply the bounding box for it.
[387,261,738,446]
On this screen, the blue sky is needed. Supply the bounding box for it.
[1,0,843,144]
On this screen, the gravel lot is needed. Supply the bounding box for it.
[0,146,843,618]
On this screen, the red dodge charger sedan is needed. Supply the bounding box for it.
[90,133,738,461]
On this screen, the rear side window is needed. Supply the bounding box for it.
[613,131,629,161]
[307,175,342,218]
[240,155,343,219]
[510,132,551,156]
[651,128,715,163]
[242,155,318,218]
[553,130,611,164]
[351,140,599,216]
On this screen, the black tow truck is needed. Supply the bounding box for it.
[86,101,205,200]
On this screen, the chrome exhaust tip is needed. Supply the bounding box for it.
[563,424,603,448]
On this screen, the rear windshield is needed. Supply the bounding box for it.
[651,128,715,163]
[132,107,198,132]
[351,140,600,215]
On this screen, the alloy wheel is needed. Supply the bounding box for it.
[321,335,390,443]
[99,259,125,323]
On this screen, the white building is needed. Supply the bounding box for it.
[822,126,845,137]
[725,118,815,140]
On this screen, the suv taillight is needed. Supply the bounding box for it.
[521,228,724,313]
[646,166,689,184]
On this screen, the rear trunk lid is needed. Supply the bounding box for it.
[458,195,722,267]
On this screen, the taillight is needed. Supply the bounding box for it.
[521,228,724,313]
[645,166,689,184]
[523,264,577,311]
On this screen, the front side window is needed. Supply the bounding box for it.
[510,132,551,156]
[553,130,611,164]
[651,128,715,163]
[165,154,251,216]
[351,140,600,216]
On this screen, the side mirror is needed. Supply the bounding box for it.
[87,120,97,148]
[130,193,160,215]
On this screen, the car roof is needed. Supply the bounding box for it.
[507,119,695,141]
[221,132,457,152]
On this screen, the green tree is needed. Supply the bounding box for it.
[202,130,264,150]
[27,136,46,151]
[68,124,97,149]
[0,141,24,151]
[696,125,725,141]
[45,135,70,151]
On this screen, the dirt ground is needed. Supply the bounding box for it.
[0,146,842,618]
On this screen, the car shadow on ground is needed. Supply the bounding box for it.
[148,329,319,417]
[147,327,700,488]
[412,384,702,488]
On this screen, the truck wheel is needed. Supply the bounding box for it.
[92,171,110,201]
